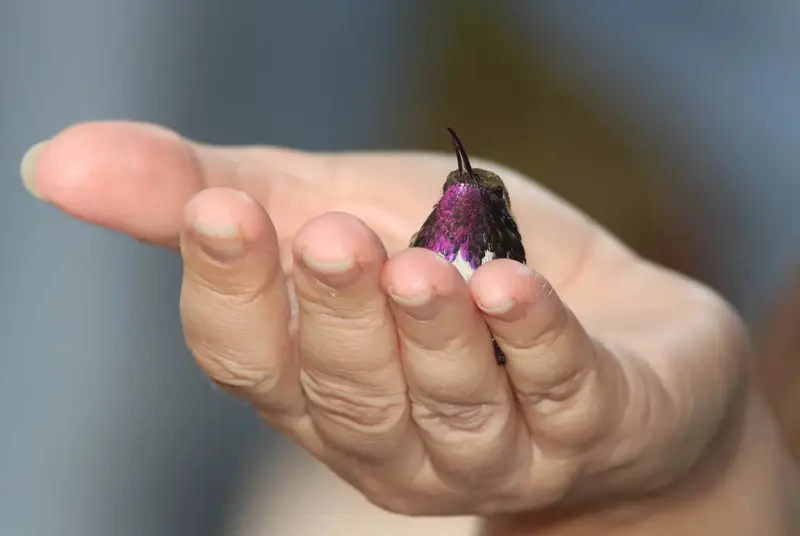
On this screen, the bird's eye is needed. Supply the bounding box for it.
[492,186,505,198]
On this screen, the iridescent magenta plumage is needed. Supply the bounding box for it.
[421,183,490,271]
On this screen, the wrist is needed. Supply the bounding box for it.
[478,387,800,536]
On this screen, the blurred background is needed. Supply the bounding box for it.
[2,1,800,535]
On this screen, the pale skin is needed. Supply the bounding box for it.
[21,121,800,535]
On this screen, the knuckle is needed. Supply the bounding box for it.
[516,364,588,407]
[179,290,286,394]
[411,398,499,434]
[208,358,275,391]
[527,373,605,447]
[186,336,277,391]
[301,370,407,435]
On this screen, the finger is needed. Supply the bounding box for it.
[381,248,524,487]
[20,120,330,248]
[292,212,421,464]
[22,122,203,247]
[179,187,303,420]
[470,259,627,453]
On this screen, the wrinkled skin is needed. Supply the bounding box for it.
[24,121,749,519]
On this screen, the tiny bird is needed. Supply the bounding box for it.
[410,128,527,365]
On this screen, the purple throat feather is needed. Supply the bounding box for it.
[410,128,527,365]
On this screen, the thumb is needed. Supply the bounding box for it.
[18,120,327,248]
[21,121,203,247]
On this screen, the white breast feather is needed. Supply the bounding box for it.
[448,248,496,282]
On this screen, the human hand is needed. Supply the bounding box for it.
[22,121,749,517]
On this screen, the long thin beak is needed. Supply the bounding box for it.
[447,127,477,183]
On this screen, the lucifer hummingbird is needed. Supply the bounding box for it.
[410,128,527,365]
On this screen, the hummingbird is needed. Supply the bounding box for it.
[410,128,527,365]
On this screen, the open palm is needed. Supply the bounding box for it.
[26,121,748,516]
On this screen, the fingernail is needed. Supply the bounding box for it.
[301,250,354,275]
[388,284,439,320]
[20,141,48,200]
[388,286,432,307]
[477,298,516,315]
[192,220,245,260]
